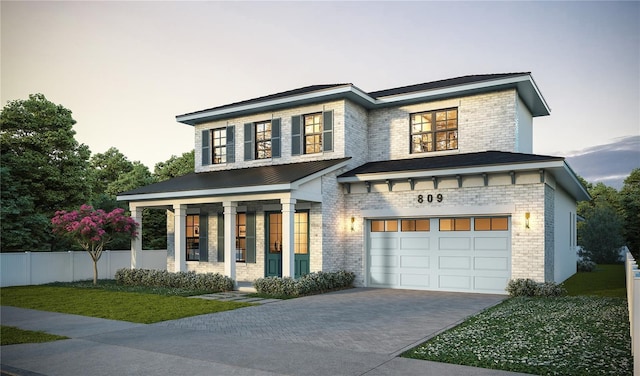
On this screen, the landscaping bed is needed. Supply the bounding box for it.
[403,264,632,375]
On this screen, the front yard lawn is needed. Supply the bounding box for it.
[1,283,253,324]
[403,265,632,375]
[1,326,68,346]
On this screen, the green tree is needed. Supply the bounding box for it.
[1,94,91,251]
[153,150,194,181]
[578,203,625,263]
[620,168,640,258]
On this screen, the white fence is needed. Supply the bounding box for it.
[625,250,640,374]
[0,250,167,287]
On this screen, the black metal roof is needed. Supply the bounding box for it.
[338,151,563,177]
[368,73,530,98]
[119,158,350,197]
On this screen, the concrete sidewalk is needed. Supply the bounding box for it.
[1,289,533,376]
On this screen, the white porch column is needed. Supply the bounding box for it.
[174,204,187,272]
[281,198,296,278]
[130,206,142,269]
[223,201,237,282]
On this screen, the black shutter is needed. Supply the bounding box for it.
[201,129,211,165]
[271,118,281,158]
[226,126,235,163]
[291,115,301,155]
[199,213,208,262]
[246,212,256,263]
[217,213,224,262]
[244,123,254,161]
[323,110,333,152]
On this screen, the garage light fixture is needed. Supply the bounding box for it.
[525,212,530,229]
[351,216,355,232]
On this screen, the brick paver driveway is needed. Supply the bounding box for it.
[156,288,505,355]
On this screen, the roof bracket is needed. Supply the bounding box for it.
[432,176,439,189]
[509,171,516,185]
[482,173,489,187]
[456,175,463,188]
[344,183,351,194]
[365,181,371,193]
[386,179,393,192]
[539,169,545,183]
[408,178,415,191]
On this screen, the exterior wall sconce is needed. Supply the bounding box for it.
[525,212,530,229]
[351,216,355,232]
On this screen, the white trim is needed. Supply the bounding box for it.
[361,204,515,219]
[337,160,565,183]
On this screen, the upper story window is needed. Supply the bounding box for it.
[212,128,227,164]
[202,126,235,166]
[304,113,323,154]
[244,119,280,161]
[255,121,272,159]
[291,111,333,156]
[411,108,458,153]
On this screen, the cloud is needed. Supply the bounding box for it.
[565,135,640,189]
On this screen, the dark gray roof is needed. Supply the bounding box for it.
[176,73,542,124]
[119,158,350,197]
[338,151,563,177]
[178,84,351,118]
[368,73,530,98]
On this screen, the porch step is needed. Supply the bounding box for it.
[236,281,257,293]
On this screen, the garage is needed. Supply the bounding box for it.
[368,217,511,294]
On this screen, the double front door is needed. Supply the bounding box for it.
[265,211,309,278]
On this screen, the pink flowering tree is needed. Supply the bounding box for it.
[51,205,139,285]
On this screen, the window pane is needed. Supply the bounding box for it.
[455,218,471,231]
[401,220,416,232]
[385,220,398,232]
[371,220,385,232]
[492,217,509,231]
[415,219,430,231]
[475,218,491,231]
[439,218,453,231]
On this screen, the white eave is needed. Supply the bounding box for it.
[337,159,590,202]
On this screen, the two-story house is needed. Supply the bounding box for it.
[117,72,590,294]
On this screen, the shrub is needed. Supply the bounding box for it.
[115,268,234,292]
[253,270,355,297]
[577,259,597,272]
[506,278,566,297]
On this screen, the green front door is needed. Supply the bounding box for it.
[265,211,310,278]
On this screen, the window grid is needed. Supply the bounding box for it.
[186,215,200,261]
[401,219,430,232]
[236,213,247,262]
[474,217,509,231]
[269,213,282,254]
[439,218,471,231]
[255,121,272,159]
[304,113,322,154]
[212,128,227,164]
[411,108,458,153]
[294,212,309,254]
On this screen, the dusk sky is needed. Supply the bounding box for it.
[2,1,639,183]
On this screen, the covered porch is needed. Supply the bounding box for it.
[117,158,350,284]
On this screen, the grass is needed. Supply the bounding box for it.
[563,264,626,297]
[1,326,68,346]
[1,281,253,324]
[403,264,632,375]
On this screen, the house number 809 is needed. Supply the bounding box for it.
[418,194,443,203]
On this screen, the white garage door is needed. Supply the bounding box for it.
[368,217,511,294]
